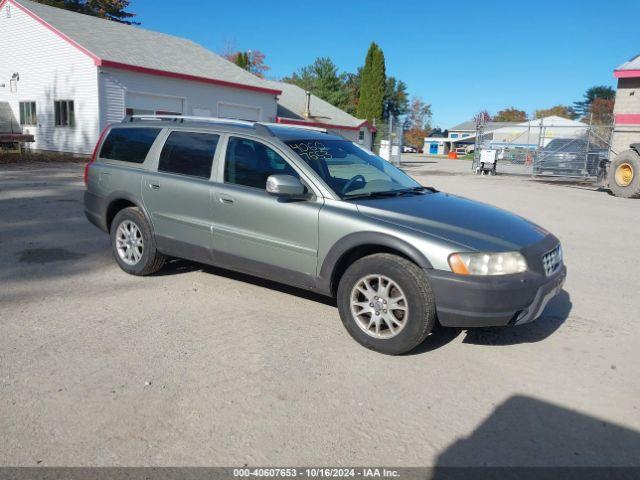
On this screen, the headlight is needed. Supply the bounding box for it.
[448,251,527,275]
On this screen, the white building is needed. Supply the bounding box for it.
[489,116,588,148]
[0,0,282,155]
[424,116,588,155]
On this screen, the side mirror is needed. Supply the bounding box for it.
[266,174,306,198]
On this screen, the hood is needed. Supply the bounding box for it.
[354,192,548,251]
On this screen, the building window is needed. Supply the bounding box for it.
[54,100,75,127]
[450,133,459,138]
[358,130,365,144]
[19,102,37,125]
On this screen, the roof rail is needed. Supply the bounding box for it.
[123,114,255,127]
[121,114,330,136]
[257,122,327,134]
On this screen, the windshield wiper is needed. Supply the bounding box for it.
[392,186,439,196]
[343,190,404,200]
[344,186,438,200]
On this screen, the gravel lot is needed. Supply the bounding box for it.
[1,156,639,467]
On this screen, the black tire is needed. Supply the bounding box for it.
[337,253,436,355]
[110,207,166,276]
[608,150,640,199]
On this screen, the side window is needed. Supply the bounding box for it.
[158,131,219,179]
[224,137,298,189]
[100,127,161,163]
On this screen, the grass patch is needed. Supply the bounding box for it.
[0,151,87,165]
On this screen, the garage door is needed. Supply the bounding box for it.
[218,103,260,122]
[126,93,184,115]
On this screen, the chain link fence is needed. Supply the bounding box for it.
[472,119,613,180]
[373,119,404,164]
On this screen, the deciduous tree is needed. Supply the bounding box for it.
[573,86,615,119]
[473,110,491,124]
[383,77,408,120]
[403,97,433,149]
[588,97,615,125]
[493,107,527,122]
[534,105,577,120]
[224,50,270,78]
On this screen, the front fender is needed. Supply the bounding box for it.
[316,231,433,296]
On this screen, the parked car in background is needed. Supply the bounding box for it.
[533,138,608,178]
[402,145,418,153]
[85,116,566,355]
[455,145,474,156]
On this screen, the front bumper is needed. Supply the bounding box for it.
[426,235,567,327]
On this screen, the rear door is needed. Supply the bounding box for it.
[142,129,221,263]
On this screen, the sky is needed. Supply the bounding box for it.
[133,0,640,128]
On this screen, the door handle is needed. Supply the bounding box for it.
[148,182,160,190]
[217,194,234,205]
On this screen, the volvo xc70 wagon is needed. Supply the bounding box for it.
[84,116,566,355]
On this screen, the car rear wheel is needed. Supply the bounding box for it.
[337,253,436,355]
[110,207,166,276]
[609,150,640,199]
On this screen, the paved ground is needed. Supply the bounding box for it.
[1,156,639,467]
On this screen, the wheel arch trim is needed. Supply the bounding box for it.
[317,232,433,296]
[629,144,640,156]
[105,191,154,233]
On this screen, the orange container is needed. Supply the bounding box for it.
[448,152,458,159]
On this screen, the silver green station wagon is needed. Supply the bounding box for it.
[84,116,566,355]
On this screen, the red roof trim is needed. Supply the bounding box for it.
[100,61,282,95]
[7,0,282,95]
[276,117,377,133]
[614,69,640,79]
[615,113,640,125]
[9,0,101,63]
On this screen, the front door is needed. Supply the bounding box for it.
[211,136,322,287]
[142,130,220,263]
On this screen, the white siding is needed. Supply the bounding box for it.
[99,67,278,126]
[0,1,99,154]
[329,127,373,150]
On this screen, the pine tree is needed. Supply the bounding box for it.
[357,42,386,122]
[32,0,138,24]
[283,57,347,109]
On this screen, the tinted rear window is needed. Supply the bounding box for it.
[100,128,161,163]
[158,131,219,179]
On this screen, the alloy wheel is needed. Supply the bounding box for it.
[350,274,408,339]
[115,220,144,266]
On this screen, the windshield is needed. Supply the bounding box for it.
[284,139,421,199]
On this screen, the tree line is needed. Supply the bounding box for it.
[225,43,432,149]
[474,86,616,125]
[36,0,617,146]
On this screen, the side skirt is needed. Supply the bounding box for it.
[155,235,322,295]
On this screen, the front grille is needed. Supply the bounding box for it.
[542,244,563,277]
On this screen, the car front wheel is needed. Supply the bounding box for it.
[337,253,436,355]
